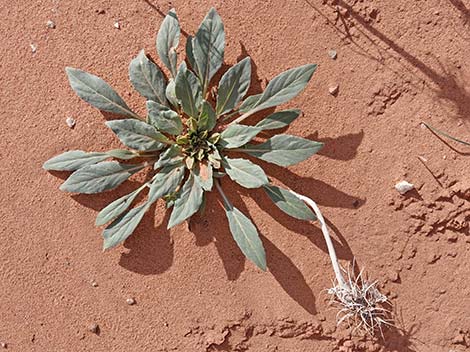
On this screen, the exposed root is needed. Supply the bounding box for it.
[328,266,394,336]
[290,190,393,336]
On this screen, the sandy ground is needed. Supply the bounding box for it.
[1,0,470,351]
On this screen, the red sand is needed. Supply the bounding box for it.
[1,0,470,351]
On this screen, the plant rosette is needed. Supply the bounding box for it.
[44,8,322,271]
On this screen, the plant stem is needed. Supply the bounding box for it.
[290,191,347,289]
[421,122,470,146]
[214,179,232,210]
[229,109,257,125]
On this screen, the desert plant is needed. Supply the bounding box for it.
[43,8,323,270]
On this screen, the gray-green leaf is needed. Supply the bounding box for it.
[193,8,225,93]
[199,100,216,131]
[239,93,262,113]
[167,173,204,228]
[65,67,138,118]
[225,205,266,270]
[240,134,323,166]
[255,109,300,130]
[43,150,108,171]
[216,57,251,115]
[148,164,185,202]
[175,63,202,118]
[185,35,197,71]
[106,149,137,160]
[165,78,179,107]
[156,9,180,77]
[147,101,183,135]
[129,49,167,105]
[244,64,317,114]
[96,185,146,226]
[263,184,316,221]
[102,202,150,250]
[60,162,145,194]
[106,119,168,151]
[223,157,268,189]
[219,125,260,148]
[154,145,183,169]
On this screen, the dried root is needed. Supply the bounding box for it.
[328,266,393,336]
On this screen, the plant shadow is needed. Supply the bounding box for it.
[190,186,318,315]
[119,204,174,275]
[306,0,470,122]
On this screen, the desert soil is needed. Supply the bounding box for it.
[1,0,470,351]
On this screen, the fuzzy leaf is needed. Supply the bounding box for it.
[129,49,167,105]
[239,93,262,113]
[43,150,108,171]
[147,101,183,135]
[263,185,316,221]
[216,57,251,115]
[102,202,150,250]
[185,35,197,71]
[96,185,146,226]
[255,109,300,130]
[154,145,184,169]
[244,64,317,114]
[219,125,260,148]
[167,173,204,228]
[165,78,179,107]
[156,9,180,77]
[199,100,217,131]
[223,157,268,189]
[193,8,225,93]
[60,162,145,194]
[106,149,137,160]
[175,63,202,118]
[148,164,185,202]
[106,119,168,151]
[240,135,323,167]
[225,205,266,270]
[65,67,137,118]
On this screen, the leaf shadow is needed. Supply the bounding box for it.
[118,204,174,275]
[190,179,317,314]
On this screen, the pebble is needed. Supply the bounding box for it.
[126,298,136,305]
[328,49,337,59]
[329,85,339,96]
[388,270,400,282]
[395,180,414,195]
[114,21,120,29]
[46,20,56,29]
[30,44,37,54]
[65,117,76,128]
[91,281,98,287]
[452,334,466,345]
[0,342,6,349]
[88,323,99,334]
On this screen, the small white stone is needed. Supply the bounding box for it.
[91,281,98,287]
[65,117,76,128]
[329,85,339,95]
[328,49,337,59]
[30,44,37,53]
[126,298,136,305]
[114,21,120,29]
[46,20,56,29]
[395,180,414,195]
